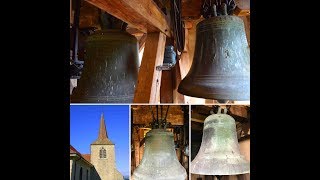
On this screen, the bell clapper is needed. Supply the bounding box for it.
[215,175,223,180]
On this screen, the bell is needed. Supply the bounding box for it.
[71,29,139,103]
[178,15,250,101]
[163,46,176,66]
[132,129,187,180]
[191,110,250,175]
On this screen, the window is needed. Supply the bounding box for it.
[79,167,82,180]
[99,147,106,159]
[86,169,89,180]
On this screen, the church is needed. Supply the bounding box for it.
[70,114,124,180]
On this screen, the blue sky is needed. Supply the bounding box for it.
[70,105,129,177]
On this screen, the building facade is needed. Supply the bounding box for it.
[70,114,124,180]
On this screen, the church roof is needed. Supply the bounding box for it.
[82,154,91,162]
[91,113,114,145]
[70,145,93,166]
[70,145,81,155]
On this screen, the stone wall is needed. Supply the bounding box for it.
[91,144,116,180]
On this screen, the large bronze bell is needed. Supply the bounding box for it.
[178,15,250,101]
[132,129,187,180]
[191,109,250,175]
[71,29,139,103]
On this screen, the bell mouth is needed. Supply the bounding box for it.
[178,75,250,101]
[190,157,250,175]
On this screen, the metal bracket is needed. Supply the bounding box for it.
[156,63,175,71]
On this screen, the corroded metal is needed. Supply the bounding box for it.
[132,129,187,180]
[191,112,250,175]
[71,29,139,103]
[178,15,250,101]
[163,46,176,66]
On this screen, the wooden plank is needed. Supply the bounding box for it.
[85,0,171,37]
[134,32,166,103]
[160,70,173,103]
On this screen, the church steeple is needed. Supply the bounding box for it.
[98,113,108,139]
[91,113,114,145]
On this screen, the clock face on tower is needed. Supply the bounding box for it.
[99,147,106,159]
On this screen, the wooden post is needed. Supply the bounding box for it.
[134,32,166,103]
[133,127,140,168]
[160,70,173,103]
[138,129,145,163]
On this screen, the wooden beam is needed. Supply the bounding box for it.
[126,27,145,37]
[133,32,166,103]
[138,34,147,52]
[184,21,193,29]
[160,70,173,103]
[234,0,250,16]
[229,105,248,118]
[133,127,140,167]
[182,0,202,20]
[191,118,204,123]
[132,105,184,125]
[191,113,207,123]
[138,128,145,163]
[85,0,171,37]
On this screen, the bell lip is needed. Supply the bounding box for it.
[190,171,250,176]
[133,163,187,179]
[132,173,187,180]
[177,84,250,101]
[190,159,250,176]
[177,74,250,101]
[70,95,134,103]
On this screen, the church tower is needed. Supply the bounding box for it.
[90,113,117,180]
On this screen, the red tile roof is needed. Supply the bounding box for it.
[70,145,92,166]
[82,154,91,162]
[70,145,81,155]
